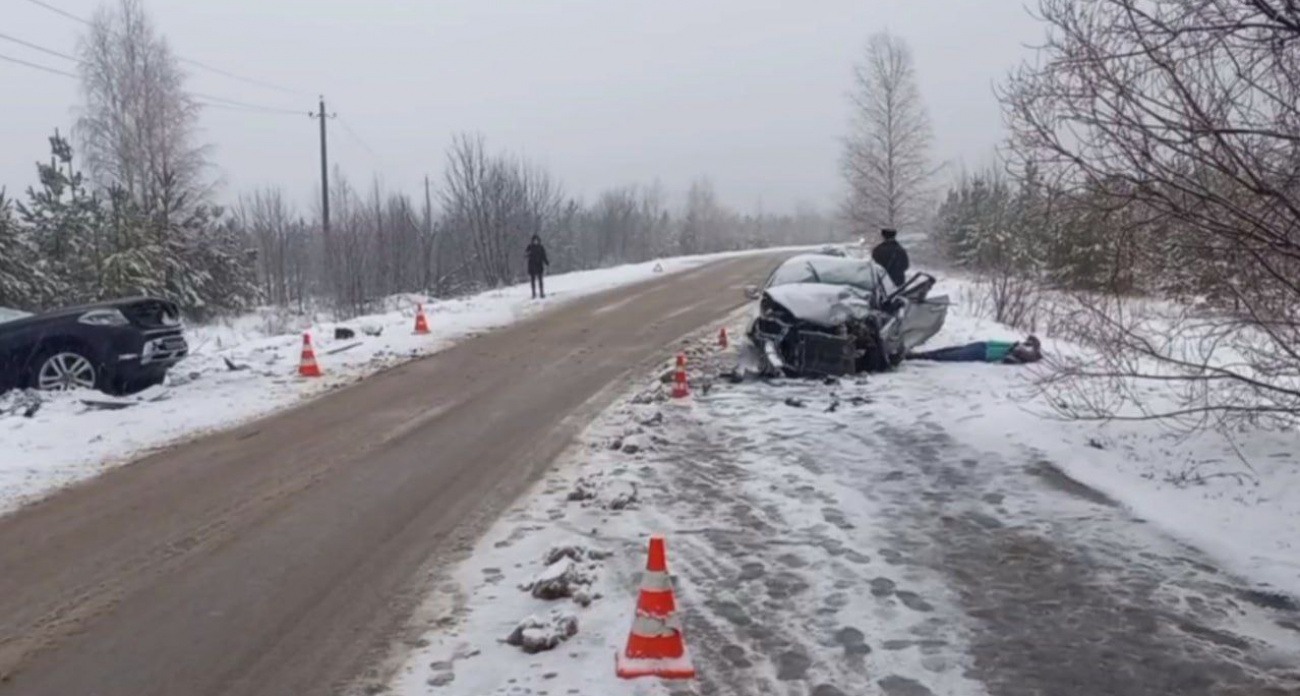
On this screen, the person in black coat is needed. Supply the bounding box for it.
[872,228,910,288]
[526,235,550,299]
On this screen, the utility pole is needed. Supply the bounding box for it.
[309,96,335,232]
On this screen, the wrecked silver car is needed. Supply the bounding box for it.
[745,254,948,377]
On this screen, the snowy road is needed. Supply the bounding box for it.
[0,255,782,696]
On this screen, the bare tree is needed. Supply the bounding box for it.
[77,0,209,219]
[842,32,934,234]
[238,188,313,310]
[1002,0,1300,426]
[681,178,729,254]
[440,134,564,288]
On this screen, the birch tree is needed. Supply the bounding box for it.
[842,32,934,233]
[77,0,208,218]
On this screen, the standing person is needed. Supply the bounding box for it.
[526,235,550,299]
[872,228,910,288]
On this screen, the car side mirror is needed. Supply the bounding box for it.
[743,284,762,301]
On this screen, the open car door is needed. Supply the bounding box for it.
[891,273,949,351]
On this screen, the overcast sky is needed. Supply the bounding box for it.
[4,0,1044,215]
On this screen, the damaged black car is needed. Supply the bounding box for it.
[745,254,948,377]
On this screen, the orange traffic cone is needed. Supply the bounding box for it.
[414,303,431,335]
[671,354,689,399]
[616,536,696,680]
[718,327,729,349]
[299,332,323,378]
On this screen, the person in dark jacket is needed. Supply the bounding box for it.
[872,228,910,288]
[526,235,550,299]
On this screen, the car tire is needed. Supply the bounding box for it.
[32,348,101,392]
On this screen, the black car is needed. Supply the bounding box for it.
[0,298,188,395]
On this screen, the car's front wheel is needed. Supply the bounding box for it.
[35,351,99,392]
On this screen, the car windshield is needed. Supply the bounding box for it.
[0,308,31,324]
[766,255,885,293]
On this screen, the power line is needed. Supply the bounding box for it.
[193,99,302,116]
[24,0,90,26]
[0,51,78,78]
[1,30,307,116]
[192,92,306,116]
[179,58,307,97]
[337,116,383,162]
[0,31,79,63]
[24,0,310,97]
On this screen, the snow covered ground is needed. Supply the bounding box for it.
[0,249,798,516]
[384,274,1300,695]
[935,284,1300,603]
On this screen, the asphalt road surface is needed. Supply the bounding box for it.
[0,254,780,696]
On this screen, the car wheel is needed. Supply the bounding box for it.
[35,351,99,392]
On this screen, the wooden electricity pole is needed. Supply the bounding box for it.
[309,96,335,232]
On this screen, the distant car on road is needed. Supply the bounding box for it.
[0,298,188,395]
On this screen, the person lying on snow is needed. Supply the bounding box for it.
[908,335,1043,364]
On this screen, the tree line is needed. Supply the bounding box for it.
[928,0,1300,427]
[0,0,834,321]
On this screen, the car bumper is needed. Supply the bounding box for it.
[116,334,189,366]
[107,331,188,386]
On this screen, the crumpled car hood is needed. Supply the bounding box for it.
[763,283,875,328]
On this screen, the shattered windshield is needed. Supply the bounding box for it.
[766,256,885,293]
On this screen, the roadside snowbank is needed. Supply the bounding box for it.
[0,249,795,516]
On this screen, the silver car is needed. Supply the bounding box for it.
[745,254,948,376]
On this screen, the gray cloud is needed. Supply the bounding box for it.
[3,0,1043,213]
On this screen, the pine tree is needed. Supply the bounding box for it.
[16,132,102,305]
[0,191,53,310]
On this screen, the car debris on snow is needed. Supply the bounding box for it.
[79,386,172,411]
[603,481,639,510]
[79,399,137,411]
[0,391,44,419]
[325,341,364,356]
[503,612,579,654]
[222,357,250,372]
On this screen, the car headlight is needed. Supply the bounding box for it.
[78,308,131,327]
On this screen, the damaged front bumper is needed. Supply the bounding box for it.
[750,319,869,378]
